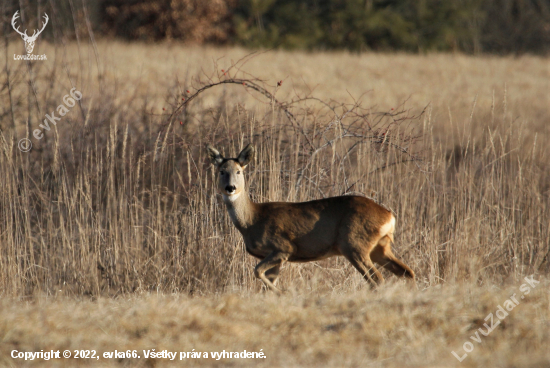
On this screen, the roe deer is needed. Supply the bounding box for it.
[207,144,415,293]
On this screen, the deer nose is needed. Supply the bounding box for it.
[225,185,236,194]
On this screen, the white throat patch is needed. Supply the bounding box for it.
[223,192,241,202]
[222,192,243,225]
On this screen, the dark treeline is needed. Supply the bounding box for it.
[3,0,550,54]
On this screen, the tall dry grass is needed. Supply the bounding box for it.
[0,40,549,299]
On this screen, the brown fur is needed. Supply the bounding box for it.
[207,144,415,293]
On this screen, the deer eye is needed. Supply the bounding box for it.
[237,171,241,174]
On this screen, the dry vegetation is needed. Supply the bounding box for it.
[0,41,549,366]
[1,283,549,367]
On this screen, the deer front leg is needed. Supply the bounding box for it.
[254,251,288,294]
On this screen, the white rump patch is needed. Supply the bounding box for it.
[379,216,396,237]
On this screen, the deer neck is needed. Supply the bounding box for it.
[222,190,256,230]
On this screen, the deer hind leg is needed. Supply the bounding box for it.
[370,235,415,280]
[254,252,288,294]
[265,264,281,285]
[341,246,385,288]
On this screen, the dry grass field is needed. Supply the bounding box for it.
[0,41,549,367]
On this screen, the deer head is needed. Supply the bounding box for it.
[11,10,49,54]
[207,144,255,198]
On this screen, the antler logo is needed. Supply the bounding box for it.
[11,10,49,54]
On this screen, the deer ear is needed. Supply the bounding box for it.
[206,145,224,166]
[237,144,255,168]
